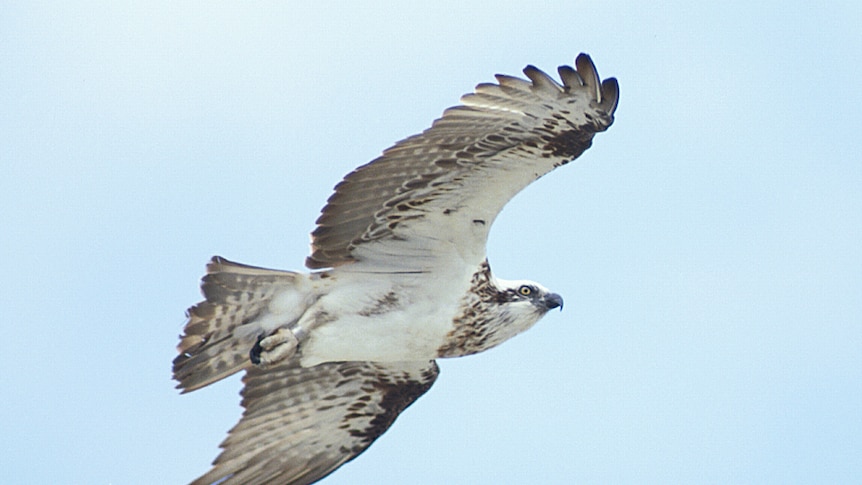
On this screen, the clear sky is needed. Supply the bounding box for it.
[1,2,860,484]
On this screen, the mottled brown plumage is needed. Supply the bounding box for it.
[305,54,617,270]
[190,361,438,485]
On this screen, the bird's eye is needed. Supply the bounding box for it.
[518,285,532,296]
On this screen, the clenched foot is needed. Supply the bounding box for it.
[249,328,299,366]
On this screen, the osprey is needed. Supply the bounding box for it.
[174,53,618,485]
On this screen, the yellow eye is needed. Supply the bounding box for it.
[518,285,532,296]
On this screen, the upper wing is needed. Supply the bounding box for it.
[306,53,618,270]
[190,360,439,485]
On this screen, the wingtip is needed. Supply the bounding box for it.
[575,53,601,103]
[206,255,230,273]
[557,64,584,88]
[523,64,563,92]
[601,77,620,115]
[573,53,619,115]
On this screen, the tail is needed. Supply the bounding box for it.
[173,256,305,393]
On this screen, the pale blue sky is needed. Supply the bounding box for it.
[1,2,860,484]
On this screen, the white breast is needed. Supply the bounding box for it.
[297,266,472,367]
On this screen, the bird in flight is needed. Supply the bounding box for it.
[174,53,618,485]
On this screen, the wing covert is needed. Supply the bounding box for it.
[190,360,439,485]
[306,53,618,270]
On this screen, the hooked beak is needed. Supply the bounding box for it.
[543,292,564,311]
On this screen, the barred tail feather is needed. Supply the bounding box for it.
[173,256,303,392]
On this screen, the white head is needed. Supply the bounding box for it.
[492,277,564,317]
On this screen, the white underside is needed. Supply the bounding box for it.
[235,254,477,368]
[297,267,470,366]
[235,209,494,367]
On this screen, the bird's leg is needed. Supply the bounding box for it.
[249,327,299,367]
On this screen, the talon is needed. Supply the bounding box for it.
[249,334,265,365]
[248,328,300,367]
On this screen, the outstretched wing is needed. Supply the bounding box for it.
[306,53,618,270]
[190,360,439,485]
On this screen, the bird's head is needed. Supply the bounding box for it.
[437,263,566,358]
[495,278,564,314]
[481,277,564,346]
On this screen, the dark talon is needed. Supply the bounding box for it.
[249,334,265,365]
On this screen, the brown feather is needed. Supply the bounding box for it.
[190,361,439,485]
[306,53,618,269]
[173,256,301,392]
